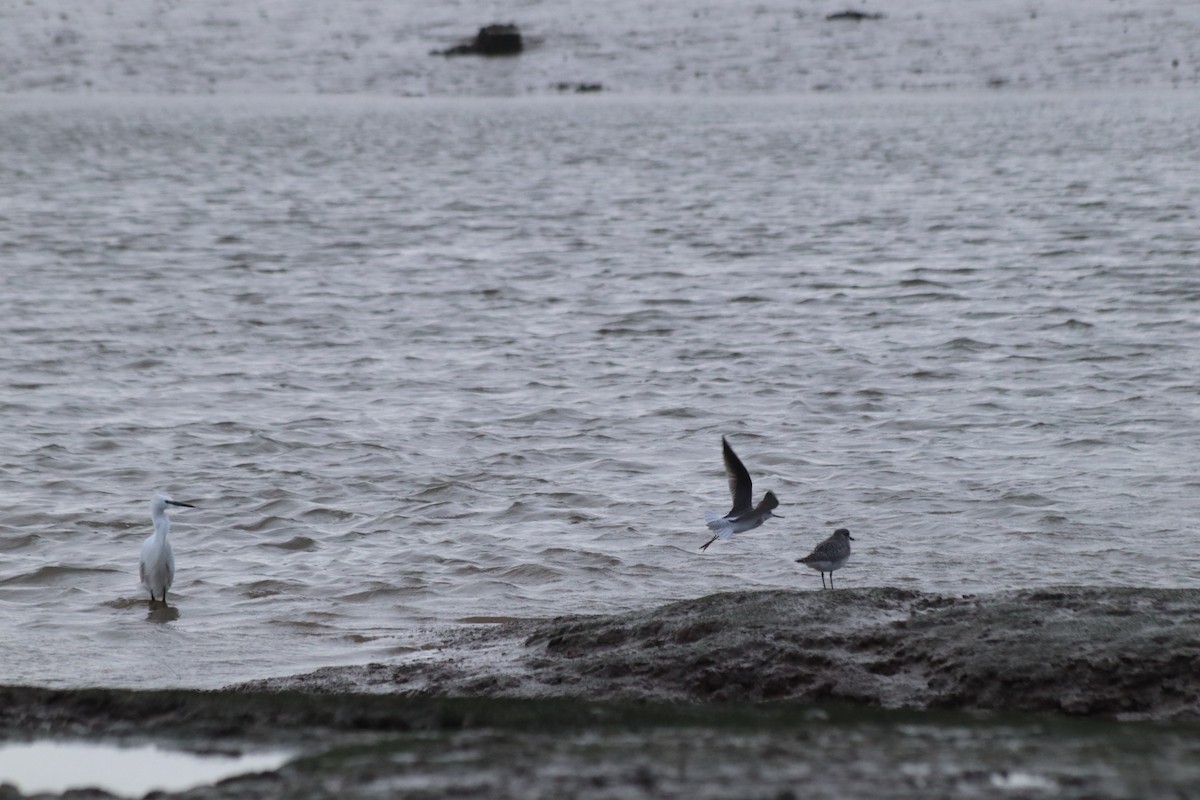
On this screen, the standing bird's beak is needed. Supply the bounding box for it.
[166,500,195,508]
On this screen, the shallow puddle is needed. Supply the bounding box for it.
[0,740,292,797]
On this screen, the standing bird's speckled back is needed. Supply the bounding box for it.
[797,528,854,589]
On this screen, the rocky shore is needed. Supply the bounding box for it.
[3,587,1199,799]
[6,684,1200,800]
[241,586,1200,722]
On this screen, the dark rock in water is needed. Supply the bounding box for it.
[238,587,1200,721]
[826,10,885,21]
[438,24,523,57]
[474,24,523,56]
[554,82,604,93]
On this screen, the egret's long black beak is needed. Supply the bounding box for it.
[774,513,785,519]
[166,500,195,508]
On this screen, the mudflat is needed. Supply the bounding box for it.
[3,588,1200,799]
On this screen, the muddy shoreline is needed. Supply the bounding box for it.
[3,686,1200,800]
[3,587,1200,799]
[242,586,1200,721]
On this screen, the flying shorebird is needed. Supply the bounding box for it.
[700,436,782,551]
[796,528,854,588]
[139,493,194,604]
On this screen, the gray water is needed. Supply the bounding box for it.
[4,0,1199,96]
[1,89,1198,689]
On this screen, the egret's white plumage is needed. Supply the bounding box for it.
[139,494,194,604]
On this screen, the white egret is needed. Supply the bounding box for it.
[139,494,194,604]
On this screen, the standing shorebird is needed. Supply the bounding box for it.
[139,494,194,604]
[700,436,782,551]
[796,528,854,588]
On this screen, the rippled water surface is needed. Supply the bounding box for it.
[1,90,1198,688]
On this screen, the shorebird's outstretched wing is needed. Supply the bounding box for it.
[721,436,753,516]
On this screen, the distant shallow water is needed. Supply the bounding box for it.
[2,0,1198,95]
[0,741,293,798]
[0,89,1198,689]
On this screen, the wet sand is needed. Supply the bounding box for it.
[3,587,1200,798]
